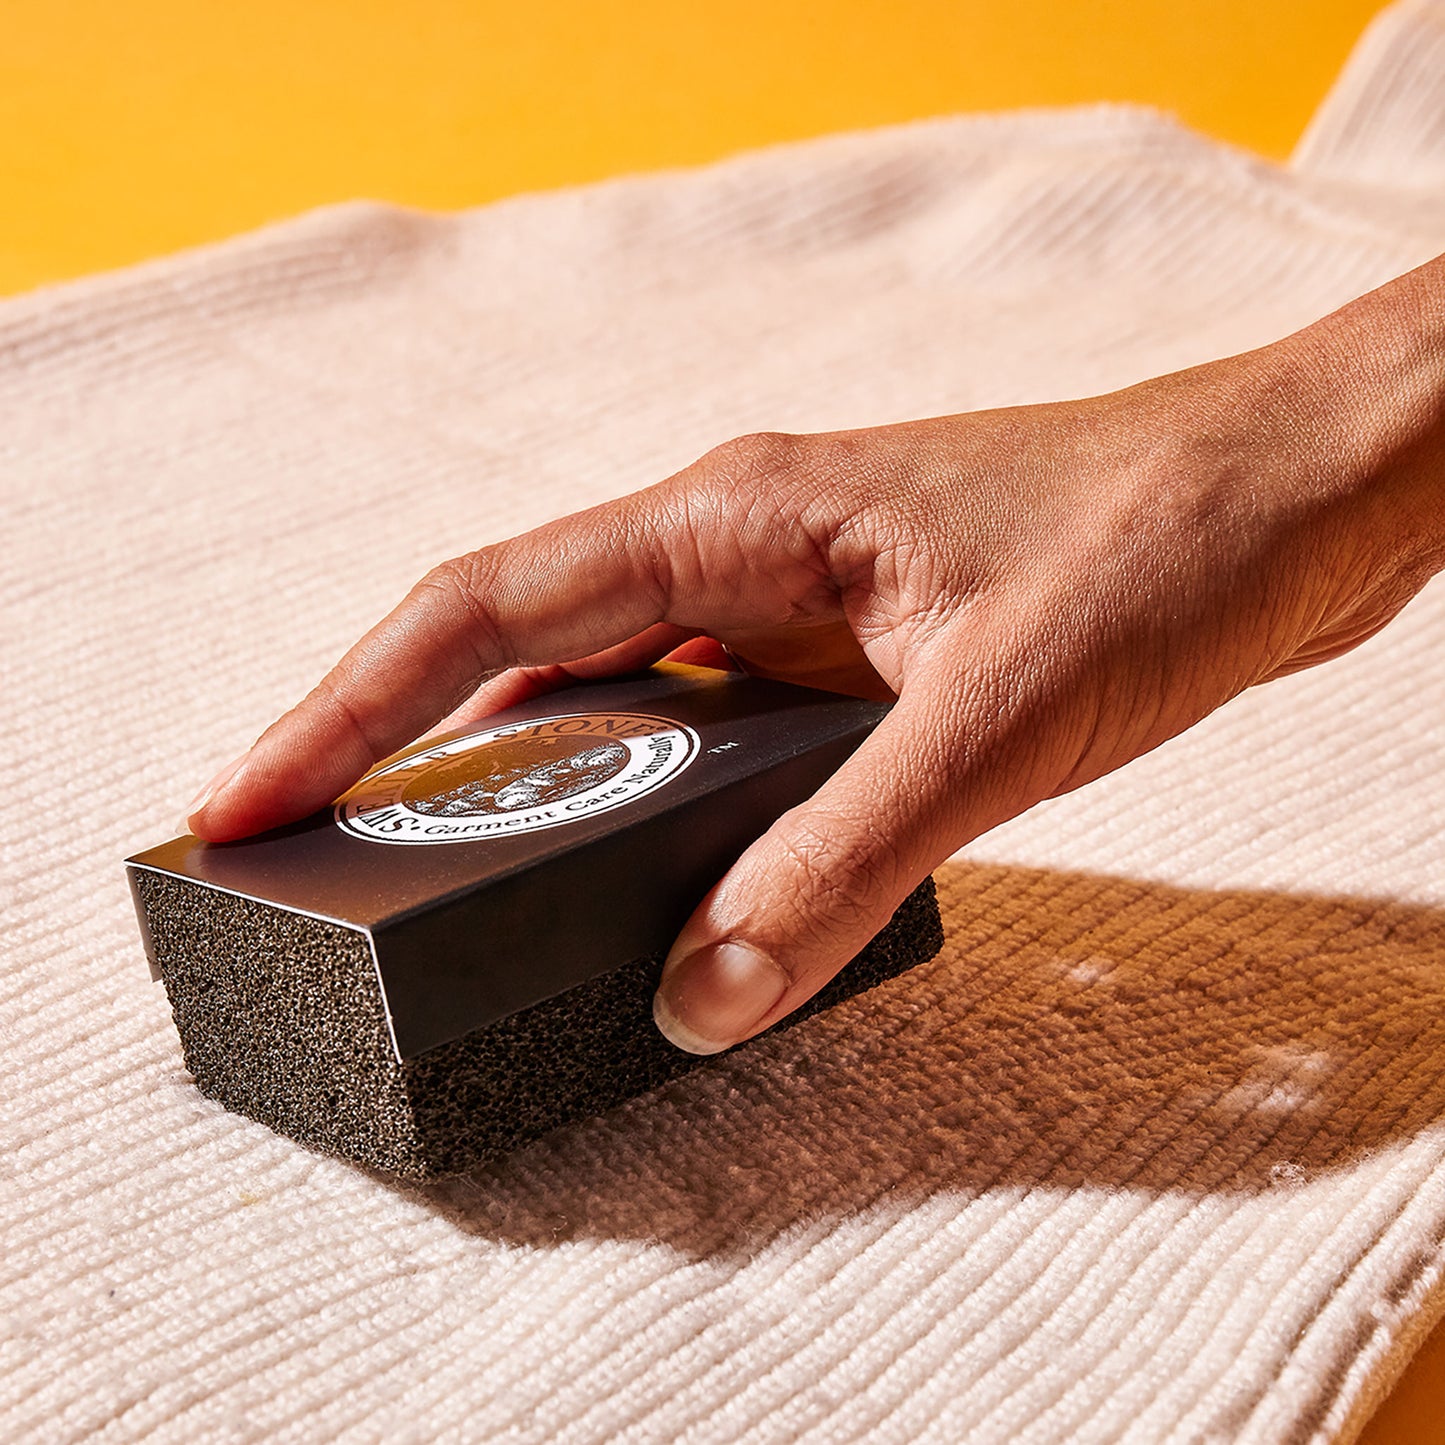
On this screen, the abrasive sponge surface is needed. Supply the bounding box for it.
[137,870,943,1179]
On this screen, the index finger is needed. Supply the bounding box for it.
[188,492,673,841]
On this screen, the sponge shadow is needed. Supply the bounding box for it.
[409,861,1445,1258]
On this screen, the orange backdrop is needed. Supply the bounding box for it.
[0,0,1401,294]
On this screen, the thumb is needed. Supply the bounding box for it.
[652,664,1014,1054]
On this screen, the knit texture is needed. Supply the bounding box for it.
[2,3,1444,1440]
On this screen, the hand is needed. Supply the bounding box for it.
[188,262,1445,1054]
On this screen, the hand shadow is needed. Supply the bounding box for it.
[409,861,1445,1260]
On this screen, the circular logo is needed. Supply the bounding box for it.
[335,711,701,846]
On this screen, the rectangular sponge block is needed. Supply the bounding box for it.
[128,665,944,1179]
[133,869,941,1179]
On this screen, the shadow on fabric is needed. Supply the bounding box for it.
[402,860,1445,1258]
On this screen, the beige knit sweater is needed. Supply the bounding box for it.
[2,3,1444,1440]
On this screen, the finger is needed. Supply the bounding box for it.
[651,652,1045,1054]
[187,425,836,842]
[188,493,676,840]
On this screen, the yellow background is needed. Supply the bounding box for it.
[0,0,1407,294]
[2,1,1440,1438]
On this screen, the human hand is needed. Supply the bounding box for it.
[187,266,1445,1055]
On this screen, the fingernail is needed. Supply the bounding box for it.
[185,750,250,829]
[652,941,789,1055]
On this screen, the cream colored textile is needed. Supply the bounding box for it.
[3,4,1444,1441]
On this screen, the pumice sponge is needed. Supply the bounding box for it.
[127,664,944,1179]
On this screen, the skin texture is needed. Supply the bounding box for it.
[189,255,1445,1055]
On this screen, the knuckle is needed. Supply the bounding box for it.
[686,431,842,570]
[307,674,384,763]
[415,551,516,669]
[690,431,891,586]
[697,430,806,494]
[417,551,484,602]
[769,808,902,950]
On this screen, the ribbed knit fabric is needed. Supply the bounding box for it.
[3,4,1444,1441]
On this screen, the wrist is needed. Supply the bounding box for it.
[1264,256,1445,575]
